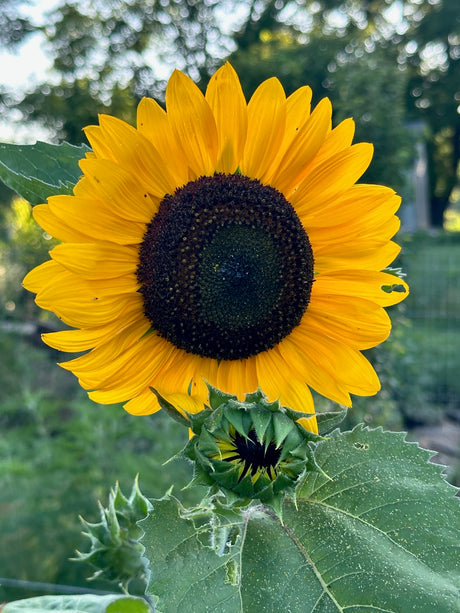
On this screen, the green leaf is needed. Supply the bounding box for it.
[3,595,151,613]
[142,495,244,612]
[143,427,460,612]
[0,141,89,204]
[316,407,348,435]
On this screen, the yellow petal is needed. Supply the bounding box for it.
[48,195,146,245]
[255,347,316,418]
[284,86,313,140]
[85,274,140,296]
[292,142,374,215]
[377,215,401,240]
[288,325,381,396]
[68,330,170,392]
[270,97,332,194]
[297,415,319,434]
[314,270,409,307]
[79,157,158,223]
[57,293,139,329]
[98,114,179,196]
[314,239,401,272]
[33,204,91,243]
[278,336,351,406]
[42,296,144,352]
[302,117,355,176]
[23,260,63,293]
[261,85,313,181]
[69,319,150,376]
[154,390,205,416]
[308,213,401,250]
[84,125,117,161]
[33,266,72,307]
[153,348,201,395]
[37,281,142,328]
[300,183,398,228]
[73,319,150,369]
[155,353,218,405]
[50,242,138,280]
[73,175,102,199]
[205,62,248,173]
[305,293,391,350]
[123,388,162,416]
[35,265,138,302]
[43,325,121,353]
[215,357,258,400]
[240,77,286,180]
[166,69,218,177]
[137,97,189,188]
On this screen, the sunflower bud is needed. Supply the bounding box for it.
[155,385,331,514]
[75,476,152,592]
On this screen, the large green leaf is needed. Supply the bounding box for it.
[2,595,151,613]
[143,426,460,613]
[142,498,243,612]
[0,141,89,205]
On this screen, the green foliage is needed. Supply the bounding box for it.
[0,331,196,601]
[3,595,151,613]
[143,428,460,612]
[0,141,89,205]
[0,197,54,320]
[143,496,244,612]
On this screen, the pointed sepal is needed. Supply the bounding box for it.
[150,388,190,427]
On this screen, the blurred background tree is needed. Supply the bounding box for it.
[2,0,232,142]
[403,0,460,226]
[2,0,457,223]
[0,0,34,47]
[0,0,459,601]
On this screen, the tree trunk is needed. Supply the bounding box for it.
[428,124,460,228]
[430,196,449,228]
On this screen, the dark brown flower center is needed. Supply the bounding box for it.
[137,173,314,360]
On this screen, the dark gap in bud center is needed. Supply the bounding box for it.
[225,430,281,482]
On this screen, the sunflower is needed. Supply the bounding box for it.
[23,63,408,433]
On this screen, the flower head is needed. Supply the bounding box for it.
[23,63,408,431]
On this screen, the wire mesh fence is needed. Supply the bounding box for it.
[402,236,460,410]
